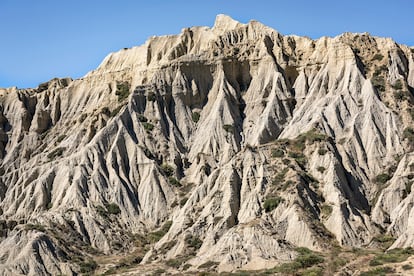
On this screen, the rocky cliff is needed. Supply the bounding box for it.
[1,15,414,275]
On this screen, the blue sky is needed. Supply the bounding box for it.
[1,0,413,88]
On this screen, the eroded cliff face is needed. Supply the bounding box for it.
[1,15,414,275]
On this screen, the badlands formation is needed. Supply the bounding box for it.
[1,15,414,275]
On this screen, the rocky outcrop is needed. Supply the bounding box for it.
[0,14,414,275]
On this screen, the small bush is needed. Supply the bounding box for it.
[142,122,154,132]
[316,166,326,173]
[110,106,122,117]
[192,112,200,123]
[180,197,188,206]
[115,82,130,102]
[186,235,203,250]
[147,92,156,102]
[318,148,327,155]
[391,79,403,90]
[198,261,219,269]
[271,148,285,158]
[264,196,284,212]
[168,176,181,187]
[372,53,384,61]
[372,75,385,92]
[79,260,97,273]
[394,91,407,101]
[56,135,66,142]
[148,221,172,243]
[375,173,391,184]
[360,266,394,276]
[320,204,333,218]
[403,127,414,144]
[161,164,174,177]
[47,147,65,160]
[402,264,413,270]
[369,247,414,266]
[106,203,121,215]
[25,224,46,232]
[223,124,234,133]
[137,114,148,122]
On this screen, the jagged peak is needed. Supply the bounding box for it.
[213,14,244,33]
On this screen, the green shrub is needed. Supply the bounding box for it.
[110,106,123,117]
[223,124,234,133]
[372,75,385,92]
[168,176,181,187]
[372,234,396,249]
[317,166,326,173]
[271,148,285,158]
[272,247,324,274]
[147,92,156,102]
[115,82,130,102]
[137,114,148,122]
[272,168,289,185]
[56,135,66,143]
[403,127,414,144]
[360,266,394,276]
[394,91,407,101]
[161,164,174,177]
[320,204,333,218]
[369,247,414,266]
[402,264,413,270]
[186,235,203,249]
[192,112,200,123]
[392,79,403,90]
[79,260,97,273]
[142,122,154,132]
[106,203,121,215]
[198,261,219,269]
[372,53,384,61]
[25,224,46,232]
[47,147,65,160]
[264,196,284,212]
[318,148,327,155]
[375,173,391,184]
[148,220,172,243]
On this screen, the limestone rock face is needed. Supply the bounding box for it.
[1,15,414,275]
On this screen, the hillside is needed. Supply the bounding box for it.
[0,15,414,275]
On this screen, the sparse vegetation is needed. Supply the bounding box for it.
[391,79,403,90]
[147,92,156,101]
[186,235,203,250]
[168,176,181,187]
[320,204,333,218]
[372,75,385,92]
[375,173,391,184]
[56,134,66,142]
[110,105,123,117]
[47,147,65,160]
[372,234,396,249]
[403,127,414,144]
[317,166,326,173]
[360,266,394,276]
[192,112,200,123]
[142,122,154,132]
[25,224,46,232]
[199,261,219,269]
[369,247,414,266]
[96,202,121,218]
[115,82,130,102]
[148,220,172,243]
[271,148,285,158]
[372,53,384,61]
[263,196,284,212]
[271,247,324,274]
[161,164,174,177]
[223,124,234,133]
[137,114,148,122]
[79,260,98,274]
[318,148,328,155]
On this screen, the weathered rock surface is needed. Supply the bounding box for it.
[0,14,414,275]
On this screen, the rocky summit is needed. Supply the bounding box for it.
[1,14,414,275]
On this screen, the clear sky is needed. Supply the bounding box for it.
[1,0,413,88]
